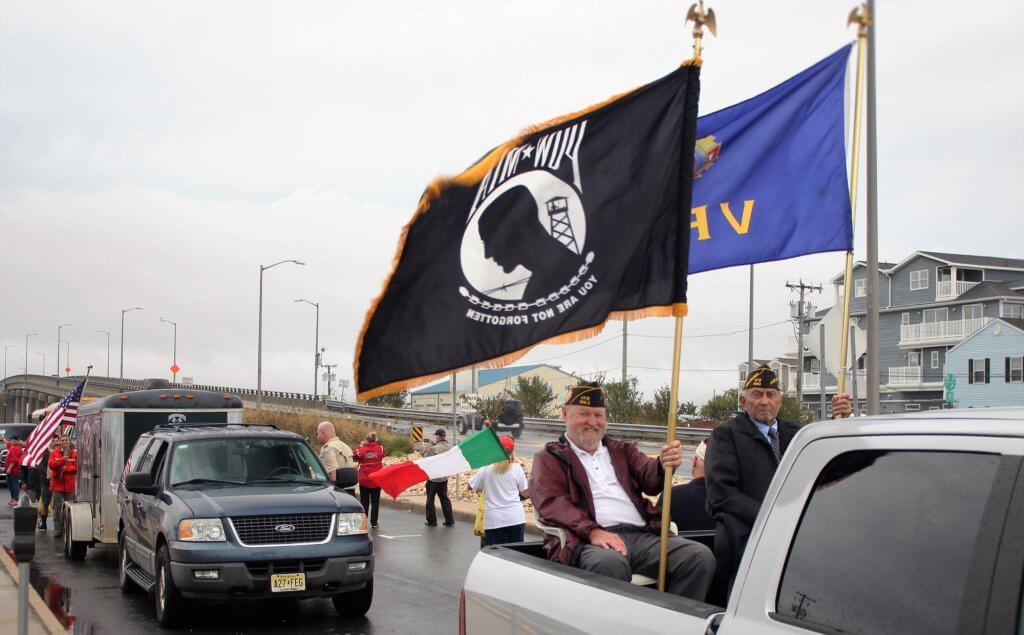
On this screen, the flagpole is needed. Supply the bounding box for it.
[659,0,715,592]
[835,4,869,417]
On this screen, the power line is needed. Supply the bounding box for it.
[630,319,792,340]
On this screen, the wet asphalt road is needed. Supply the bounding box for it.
[0,505,481,634]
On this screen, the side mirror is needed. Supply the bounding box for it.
[125,471,159,495]
[334,467,358,489]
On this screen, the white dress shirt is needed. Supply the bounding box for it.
[566,437,645,528]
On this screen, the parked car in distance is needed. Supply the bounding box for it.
[118,422,373,627]
[461,408,1024,634]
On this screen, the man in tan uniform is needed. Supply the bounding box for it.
[316,421,354,481]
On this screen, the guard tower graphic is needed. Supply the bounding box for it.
[546,196,581,255]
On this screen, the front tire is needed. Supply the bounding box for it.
[457,418,468,436]
[118,531,138,593]
[332,579,373,617]
[155,545,186,627]
[63,517,87,560]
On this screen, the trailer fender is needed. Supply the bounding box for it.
[66,502,94,542]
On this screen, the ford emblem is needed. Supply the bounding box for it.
[274,524,296,533]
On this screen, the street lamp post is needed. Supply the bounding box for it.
[60,340,70,376]
[120,307,143,390]
[97,331,111,377]
[257,260,305,410]
[160,318,178,383]
[56,323,72,378]
[294,299,320,398]
[24,333,37,375]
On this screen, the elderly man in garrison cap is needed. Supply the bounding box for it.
[530,381,716,600]
[705,365,852,594]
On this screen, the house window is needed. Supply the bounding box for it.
[908,352,922,367]
[1002,303,1024,319]
[904,403,921,411]
[910,270,929,290]
[1008,357,1023,383]
[901,312,911,325]
[931,351,940,369]
[969,358,989,384]
[923,308,948,323]
[739,369,748,382]
[854,278,866,298]
[962,304,984,321]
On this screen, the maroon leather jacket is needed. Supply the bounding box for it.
[530,435,665,565]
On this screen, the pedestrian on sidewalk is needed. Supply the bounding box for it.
[5,438,24,506]
[49,435,77,539]
[422,429,455,527]
[354,432,384,529]
[469,435,530,546]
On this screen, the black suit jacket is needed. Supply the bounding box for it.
[704,412,801,583]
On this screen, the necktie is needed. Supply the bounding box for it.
[767,427,782,463]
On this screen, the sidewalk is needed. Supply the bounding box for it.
[378,491,542,536]
[0,547,65,634]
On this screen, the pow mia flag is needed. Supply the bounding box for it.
[355,63,701,400]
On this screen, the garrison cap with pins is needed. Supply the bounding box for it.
[565,381,605,408]
[743,364,780,391]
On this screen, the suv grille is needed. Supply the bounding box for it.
[245,559,327,577]
[230,513,333,545]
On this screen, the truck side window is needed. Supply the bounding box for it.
[136,439,167,477]
[126,438,151,473]
[776,451,1000,635]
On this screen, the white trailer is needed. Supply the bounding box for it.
[62,384,244,559]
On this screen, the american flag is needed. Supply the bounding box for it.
[23,378,86,468]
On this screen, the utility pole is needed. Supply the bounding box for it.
[865,0,880,416]
[295,299,320,398]
[748,265,755,371]
[819,325,828,420]
[322,363,337,399]
[621,321,628,383]
[787,280,821,411]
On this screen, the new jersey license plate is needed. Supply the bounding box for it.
[270,573,306,592]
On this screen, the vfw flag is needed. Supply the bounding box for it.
[689,45,854,273]
[368,429,508,499]
[356,62,701,400]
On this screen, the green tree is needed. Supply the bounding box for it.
[699,388,739,422]
[603,377,642,423]
[366,390,408,408]
[510,375,557,417]
[472,394,506,423]
[779,394,814,424]
[679,401,698,416]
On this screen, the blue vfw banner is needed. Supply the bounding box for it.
[689,45,853,274]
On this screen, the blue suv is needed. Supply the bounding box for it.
[119,423,373,626]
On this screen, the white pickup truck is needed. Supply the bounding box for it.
[461,409,1024,634]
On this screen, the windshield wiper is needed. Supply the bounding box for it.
[172,478,245,487]
[246,477,326,485]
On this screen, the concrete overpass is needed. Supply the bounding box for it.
[0,374,321,422]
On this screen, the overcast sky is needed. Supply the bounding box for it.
[2,1,1022,405]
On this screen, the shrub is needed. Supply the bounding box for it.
[243,409,413,456]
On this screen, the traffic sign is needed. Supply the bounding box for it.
[411,426,423,442]
[170,363,181,374]
[64,367,71,375]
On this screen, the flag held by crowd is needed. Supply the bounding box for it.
[368,428,509,499]
[23,378,86,468]
[688,44,854,274]
[355,62,701,400]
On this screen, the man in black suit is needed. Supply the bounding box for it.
[705,366,851,596]
[659,440,714,532]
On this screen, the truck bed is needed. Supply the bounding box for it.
[463,533,722,634]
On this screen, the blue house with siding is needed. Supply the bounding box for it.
[945,318,1024,408]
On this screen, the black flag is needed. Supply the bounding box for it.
[356,62,701,400]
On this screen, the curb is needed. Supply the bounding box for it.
[377,495,542,536]
[0,546,67,635]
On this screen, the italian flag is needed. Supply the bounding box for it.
[368,428,509,498]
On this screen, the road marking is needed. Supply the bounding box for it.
[377,534,422,540]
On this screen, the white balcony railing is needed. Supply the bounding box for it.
[802,373,820,390]
[900,317,993,346]
[888,365,922,386]
[936,280,981,300]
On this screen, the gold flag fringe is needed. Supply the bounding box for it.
[354,59,699,402]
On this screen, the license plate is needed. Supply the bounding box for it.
[270,573,306,593]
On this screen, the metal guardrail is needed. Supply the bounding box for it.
[324,399,711,442]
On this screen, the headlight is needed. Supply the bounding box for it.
[337,512,368,536]
[178,518,226,542]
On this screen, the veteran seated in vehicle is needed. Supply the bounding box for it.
[530,381,715,601]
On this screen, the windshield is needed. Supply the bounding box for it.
[168,437,328,487]
[0,425,36,442]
